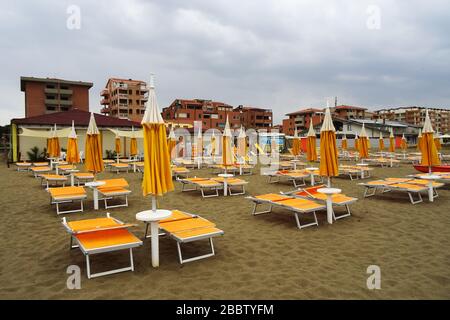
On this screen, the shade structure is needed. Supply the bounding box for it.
[378,132,385,151]
[420,110,440,168]
[400,133,407,151]
[354,133,360,152]
[389,129,395,153]
[341,135,348,150]
[66,120,80,164]
[319,107,339,181]
[292,127,301,156]
[222,116,234,169]
[237,126,247,158]
[167,126,177,159]
[84,113,104,174]
[306,119,317,162]
[358,124,369,159]
[130,127,138,156]
[49,124,60,158]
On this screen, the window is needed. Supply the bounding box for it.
[347,124,352,131]
[136,90,139,95]
[128,90,132,94]
[199,114,202,119]
[129,109,133,114]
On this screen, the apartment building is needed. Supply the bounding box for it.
[375,106,450,133]
[331,105,368,120]
[20,76,92,118]
[161,99,241,130]
[100,78,148,122]
[234,105,273,130]
[281,108,324,136]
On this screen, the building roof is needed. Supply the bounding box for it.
[11,109,141,128]
[286,108,323,116]
[334,105,367,111]
[375,106,450,112]
[235,105,272,112]
[105,78,147,88]
[20,76,93,91]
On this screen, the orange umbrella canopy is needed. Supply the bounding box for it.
[378,132,385,151]
[389,129,395,153]
[319,107,339,179]
[354,133,360,152]
[66,121,80,164]
[434,136,442,151]
[49,124,60,158]
[167,126,177,159]
[222,116,234,167]
[358,124,369,159]
[400,133,407,151]
[115,135,121,155]
[417,129,424,152]
[84,113,104,173]
[306,119,317,162]
[420,110,440,167]
[341,135,348,150]
[237,126,247,158]
[292,127,301,156]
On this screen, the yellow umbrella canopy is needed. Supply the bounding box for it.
[306,119,318,162]
[378,131,385,151]
[84,113,104,173]
[66,120,80,164]
[319,107,339,185]
[354,133,360,152]
[358,124,369,159]
[222,116,234,169]
[420,110,440,168]
[210,130,218,157]
[292,127,301,156]
[50,124,60,158]
[434,135,442,151]
[167,125,177,159]
[389,129,395,153]
[237,126,247,158]
[400,133,408,151]
[417,129,423,152]
[195,128,203,158]
[141,81,174,198]
[130,126,138,156]
[341,135,348,150]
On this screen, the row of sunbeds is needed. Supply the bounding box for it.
[178,177,249,197]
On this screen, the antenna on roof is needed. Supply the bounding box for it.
[335,96,337,107]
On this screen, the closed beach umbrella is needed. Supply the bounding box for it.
[237,126,247,158]
[222,116,234,170]
[141,77,174,268]
[46,136,52,157]
[210,130,218,158]
[359,123,369,160]
[50,124,60,158]
[378,131,385,152]
[130,126,138,157]
[319,106,339,186]
[434,134,442,151]
[195,128,203,158]
[66,120,80,164]
[167,126,177,159]
[85,113,104,174]
[341,134,348,151]
[400,133,407,151]
[421,109,440,170]
[417,129,423,152]
[115,134,121,154]
[292,127,301,156]
[389,129,395,153]
[354,133,360,152]
[306,119,318,162]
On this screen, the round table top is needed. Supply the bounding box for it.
[317,187,342,195]
[136,209,172,222]
[356,163,369,166]
[419,175,441,180]
[65,169,80,173]
[306,167,318,171]
[85,181,106,188]
[290,159,301,162]
[218,173,234,178]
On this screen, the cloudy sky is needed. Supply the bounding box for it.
[1,0,449,125]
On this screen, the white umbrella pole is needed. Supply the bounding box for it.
[151,195,159,267]
[327,177,331,188]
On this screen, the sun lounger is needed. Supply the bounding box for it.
[97,178,132,209]
[265,170,309,187]
[150,210,224,264]
[31,166,52,177]
[48,186,87,214]
[213,177,248,195]
[15,162,32,172]
[102,159,115,168]
[246,193,326,229]
[62,213,142,279]
[39,174,68,188]
[172,166,190,179]
[56,164,77,174]
[284,185,357,221]
[109,163,130,174]
[178,177,223,198]
[73,172,95,185]
[32,162,49,167]
[135,161,145,173]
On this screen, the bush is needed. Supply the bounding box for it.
[27,146,47,162]
[105,149,117,159]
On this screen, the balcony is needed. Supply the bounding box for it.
[59,89,73,95]
[44,88,58,94]
[100,89,109,96]
[45,99,72,105]
[100,107,110,114]
[100,98,110,105]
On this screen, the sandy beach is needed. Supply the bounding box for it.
[0,158,449,300]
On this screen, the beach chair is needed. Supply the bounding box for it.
[102,159,115,169]
[97,178,132,209]
[284,185,357,220]
[32,162,49,167]
[56,164,77,175]
[147,210,224,264]
[62,213,142,279]
[15,162,32,172]
[48,186,87,214]
[213,177,248,195]
[31,166,52,178]
[135,161,145,173]
[172,166,190,179]
[109,163,130,174]
[178,177,223,198]
[73,172,95,186]
[246,193,325,229]
[265,170,308,187]
[39,174,68,189]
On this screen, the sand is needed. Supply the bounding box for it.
[0,157,449,299]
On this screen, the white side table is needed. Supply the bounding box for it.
[85,181,106,210]
[317,187,341,224]
[65,169,80,186]
[218,173,234,196]
[419,175,440,202]
[306,167,318,186]
[136,209,172,268]
[291,159,300,170]
[356,163,369,179]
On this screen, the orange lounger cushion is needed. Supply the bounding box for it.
[255,194,292,202]
[385,178,411,183]
[410,179,443,187]
[389,183,426,191]
[173,227,223,240]
[49,186,86,197]
[160,217,215,233]
[58,165,76,170]
[74,173,94,178]
[197,180,221,187]
[75,229,141,250]
[68,217,122,233]
[97,179,129,189]
[277,198,324,210]
[160,210,193,223]
[41,174,67,180]
[32,166,51,171]
[184,177,210,182]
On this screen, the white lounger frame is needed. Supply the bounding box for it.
[98,189,131,209]
[51,194,86,215]
[178,179,222,198]
[267,174,307,188]
[358,183,436,205]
